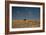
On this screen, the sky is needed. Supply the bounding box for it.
[12,7,40,20]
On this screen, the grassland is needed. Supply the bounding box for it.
[12,20,40,28]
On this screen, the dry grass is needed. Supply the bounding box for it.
[12,20,40,28]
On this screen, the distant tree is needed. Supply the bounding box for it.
[24,19,26,21]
